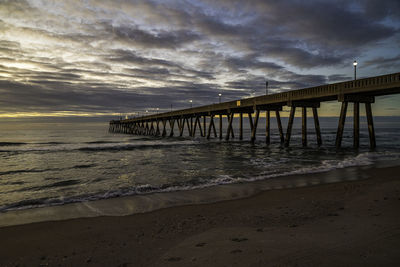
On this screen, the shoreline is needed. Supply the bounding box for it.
[1,163,400,266]
[1,160,399,228]
[1,160,398,228]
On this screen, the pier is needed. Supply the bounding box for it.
[109,72,400,148]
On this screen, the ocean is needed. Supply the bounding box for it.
[1,116,400,213]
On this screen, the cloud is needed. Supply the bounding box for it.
[363,55,400,70]
[361,0,400,20]
[110,25,202,49]
[0,0,398,116]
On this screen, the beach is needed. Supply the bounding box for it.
[0,164,399,266]
[1,1,400,266]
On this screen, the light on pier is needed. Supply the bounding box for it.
[353,60,357,80]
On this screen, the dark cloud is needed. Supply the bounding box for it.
[361,0,400,20]
[110,25,202,49]
[363,55,400,71]
[328,74,351,83]
[107,49,216,80]
[107,49,176,68]
[223,55,284,73]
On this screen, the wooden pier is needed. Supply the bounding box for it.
[109,72,400,148]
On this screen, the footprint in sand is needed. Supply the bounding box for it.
[166,257,182,262]
[231,237,248,242]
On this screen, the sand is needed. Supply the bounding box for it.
[0,165,399,266]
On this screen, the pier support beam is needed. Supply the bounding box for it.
[190,117,193,136]
[207,115,213,139]
[150,122,155,136]
[302,107,307,147]
[276,111,285,144]
[162,120,167,137]
[192,117,197,137]
[239,113,243,140]
[219,115,223,140]
[354,102,360,148]
[192,116,203,137]
[285,107,296,147]
[312,107,322,146]
[179,118,185,136]
[265,110,270,145]
[335,101,348,148]
[203,116,207,137]
[169,119,175,137]
[199,117,204,137]
[365,103,376,149]
[156,120,160,136]
[185,118,191,136]
[251,110,260,143]
[207,115,217,139]
[248,113,254,134]
[225,113,235,141]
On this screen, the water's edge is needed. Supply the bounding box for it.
[1,160,398,228]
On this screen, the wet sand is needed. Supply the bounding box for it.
[0,165,399,266]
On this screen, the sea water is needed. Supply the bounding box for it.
[0,116,399,212]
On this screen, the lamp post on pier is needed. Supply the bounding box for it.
[265,81,269,95]
[353,60,357,80]
[189,100,193,108]
[218,93,222,103]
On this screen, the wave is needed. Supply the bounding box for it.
[0,164,95,176]
[37,142,66,145]
[73,164,96,169]
[84,141,121,144]
[0,168,63,176]
[0,140,197,153]
[0,141,68,146]
[0,142,26,146]
[40,179,81,189]
[77,143,188,152]
[0,198,52,212]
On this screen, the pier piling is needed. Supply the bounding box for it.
[365,103,376,149]
[302,107,307,147]
[266,111,270,145]
[285,107,296,147]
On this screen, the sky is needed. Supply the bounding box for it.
[0,0,400,118]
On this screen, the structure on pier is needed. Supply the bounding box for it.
[109,72,400,148]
